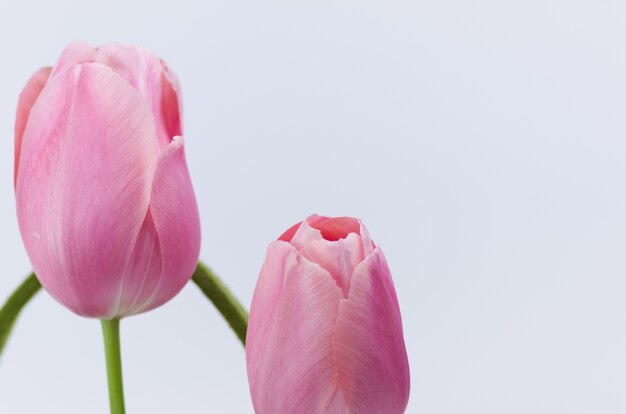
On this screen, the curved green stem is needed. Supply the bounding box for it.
[101,319,126,414]
[0,261,248,369]
[192,263,248,346]
[0,273,41,359]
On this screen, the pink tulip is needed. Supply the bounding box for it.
[14,42,201,319]
[246,215,410,414]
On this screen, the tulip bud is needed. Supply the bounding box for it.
[246,215,410,413]
[15,42,201,319]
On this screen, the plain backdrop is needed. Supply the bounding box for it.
[1,0,626,413]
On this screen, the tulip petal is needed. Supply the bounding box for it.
[109,212,163,317]
[130,136,200,314]
[310,217,361,241]
[108,136,200,317]
[277,221,301,242]
[94,43,182,150]
[298,233,364,297]
[290,217,372,296]
[14,66,51,186]
[333,248,410,414]
[160,64,183,143]
[50,42,96,78]
[16,63,159,318]
[247,241,344,414]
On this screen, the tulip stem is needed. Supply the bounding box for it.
[192,262,248,346]
[0,273,41,359]
[101,319,126,414]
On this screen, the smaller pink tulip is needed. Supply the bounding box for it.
[246,215,410,414]
[15,42,200,319]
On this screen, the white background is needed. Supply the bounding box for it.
[1,0,626,413]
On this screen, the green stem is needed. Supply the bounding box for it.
[0,261,248,367]
[0,273,41,359]
[101,319,126,414]
[192,263,248,346]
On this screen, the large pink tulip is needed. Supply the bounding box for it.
[14,42,201,319]
[246,215,410,414]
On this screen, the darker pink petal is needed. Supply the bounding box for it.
[278,222,301,242]
[278,215,360,243]
[310,217,361,241]
[160,65,183,145]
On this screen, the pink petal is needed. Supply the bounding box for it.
[357,219,375,257]
[278,221,301,242]
[278,214,359,243]
[246,241,344,414]
[161,63,183,140]
[50,41,96,78]
[289,219,325,248]
[288,217,373,296]
[333,248,410,413]
[297,232,365,297]
[130,136,201,314]
[108,212,163,317]
[16,63,159,318]
[14,66,51,187]
[94,43,182,150]
[310,217,361,241]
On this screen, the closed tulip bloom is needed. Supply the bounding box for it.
[15,42,201,319]
[246,215,410,414]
